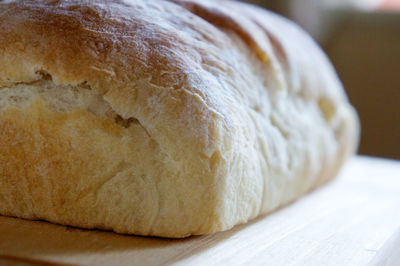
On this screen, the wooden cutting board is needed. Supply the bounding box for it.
[0,156,399,266]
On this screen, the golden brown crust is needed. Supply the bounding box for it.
[0,0,359,237]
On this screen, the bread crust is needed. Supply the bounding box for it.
[0,0,359,237]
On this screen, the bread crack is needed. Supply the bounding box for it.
[0,77,147,131]
[114,115,139,128]
[34,70,52,81]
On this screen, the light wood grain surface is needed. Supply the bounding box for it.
[0,156,399,266]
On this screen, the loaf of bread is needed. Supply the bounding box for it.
[0,0,359,237]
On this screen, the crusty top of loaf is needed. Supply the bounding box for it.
[0,0,352,158]
[0,0,359,236]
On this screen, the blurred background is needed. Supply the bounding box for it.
[243,0,400,160]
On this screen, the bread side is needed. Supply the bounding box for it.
[0,0,359,237]
[175,0,359,211]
